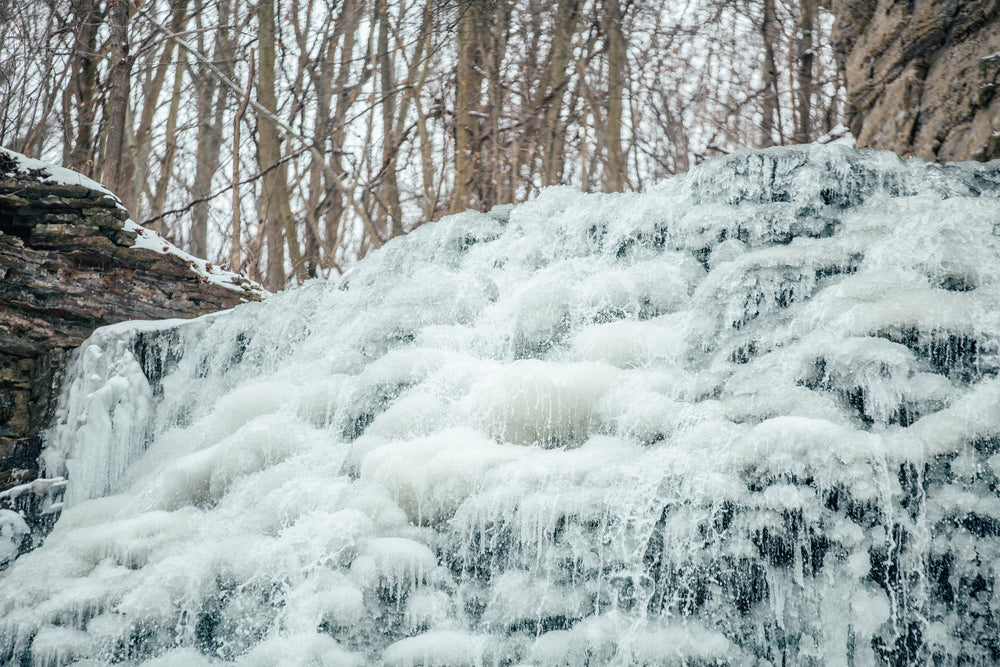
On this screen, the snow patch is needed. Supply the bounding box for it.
[0,147,264,298]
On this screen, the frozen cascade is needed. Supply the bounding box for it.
[3,143,1000,665]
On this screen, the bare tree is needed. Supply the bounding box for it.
[451,0,489,212]
[257,0,307,287]
[794,0,815,143]
[63,0,105,176]
[0,0,845,290]
[759,0,781,147]
[190,0,234,259]
[102,0,133,195]
[601,0,627,191]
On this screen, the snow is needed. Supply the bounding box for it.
[467,360,621,447]
[360,429,524,524]
[0,509,28,568]
[350,536,438,595]
[0,147,265,298]
[527,614,734,666]
[1,147,117,198]
[814,123,855,147]
[239,633,362,667]
[126,219,266,298]
[30,625,95,667]
[383,630,491,667]
[2,143,1000,665]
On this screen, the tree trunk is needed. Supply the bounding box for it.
[602,0,626,192]
[231,55,253,273]
[540,0,581,186]
[482,1,509,210]
[451,0,488,213]
[307,0,366,272]
[63,0,103,177]
[130,0,189,218]
[376,0,404,238]
[410,3,439,222]
[189,78,217,258]
[258,0,285,289]
[257,0,307,288]
[759,0,780,147]
[103,0,132,197]
[190,0,233,259]
[795,0,815,144]
[150,58,186,238]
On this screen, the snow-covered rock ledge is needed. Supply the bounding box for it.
[0,148,264,297]
[0,147,263,516]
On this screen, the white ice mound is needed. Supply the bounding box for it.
[3,143,1000,665]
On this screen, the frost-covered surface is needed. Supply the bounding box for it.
[0,147,265,298]
[0,147,118,198]
[0,509,29,569]
[124,220,266,298]
[3,144,1000,665]
[0,477,67,563]
[39,319,193,507]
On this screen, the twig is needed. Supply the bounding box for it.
[231,50,254,271]
[135,6,384,246]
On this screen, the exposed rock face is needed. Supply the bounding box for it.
[0,148,262,496]
[831,0,1000,162]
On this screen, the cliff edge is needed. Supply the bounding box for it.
[0,148,263,499]
[832,0,1000,162]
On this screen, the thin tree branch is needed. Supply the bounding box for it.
[135,6,384,246]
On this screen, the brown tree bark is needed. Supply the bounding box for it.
[258,0,286,289]
[128,0,190,217]
[539,0,581,186]
[63,0,104,177]
[231,53,253,273]
[291,0,323,277]
[602,0,626,192]
[300,0,368,272]
[759,0,781,147]
[451,0,488,213]
[257,0,307,288]
[376,0,404,238]
[410,0,442,221]
[794,0,815,144]
[190,0,234,259]
[481,0,509,209]
[149,58,186,238]
[102,0,133,197]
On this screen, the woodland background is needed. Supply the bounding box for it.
[0,0,841,290]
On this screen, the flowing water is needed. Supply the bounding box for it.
[3,143,1000,666]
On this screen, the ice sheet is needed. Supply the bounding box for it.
[3,143,1000,665]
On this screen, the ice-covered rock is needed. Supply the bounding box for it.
[2,143,1000,665]
[0,147,263,522]
[0,509,28,568]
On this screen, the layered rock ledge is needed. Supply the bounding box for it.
[832,0,1000,162]
[0,148,262,498]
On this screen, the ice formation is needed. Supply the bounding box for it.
[3,143,1000,665]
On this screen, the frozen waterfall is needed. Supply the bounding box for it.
[3,143,1000,666]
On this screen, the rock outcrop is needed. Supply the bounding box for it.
[0,148,262,498]
[831,0,1000,162]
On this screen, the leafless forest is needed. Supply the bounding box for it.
[0,0,842,290]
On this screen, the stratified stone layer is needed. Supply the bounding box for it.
[832,0,1000,162]
[0,151,260,492]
